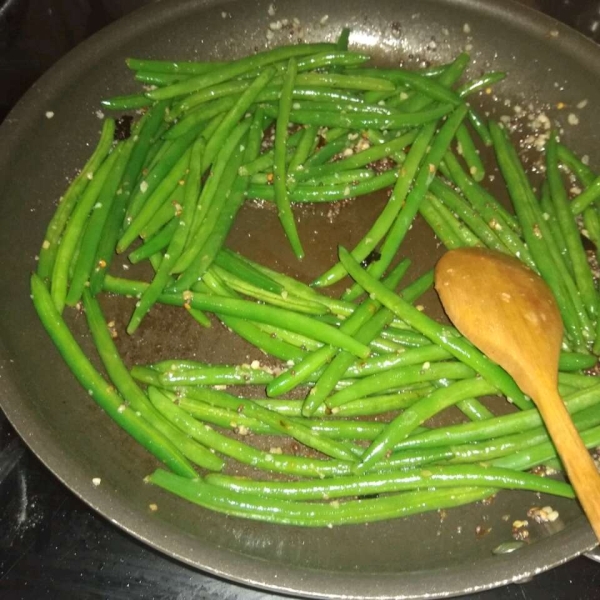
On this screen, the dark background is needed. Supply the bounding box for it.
[1,1,599,598]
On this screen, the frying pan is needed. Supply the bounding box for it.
[0,0,598,597]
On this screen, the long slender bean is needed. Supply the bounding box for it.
[339,247,530,408]
[37,118,116,281]
[31,274,196,478]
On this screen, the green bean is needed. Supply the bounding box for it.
[465,108,493,147]
[30,274,196,477]
[559,352,598,371]
[206,464,572,501]
[83,291,223,470]
[341,105,469,299]
[332,387,436,417]
[126,139,204,332]
[430,178,509,254]
[492,424,600,471]
[134,71,188,86]
[172,119,252,275]
[424,194,482,248]
[345,345,452,378]
[547,133,597,319]
[397,383,600,451]
[65,140,134,306]
[557,143,596,187]
[202,68,275,170]
[50,149,121,312]
[100,93,152,110]
[214,250,283,294]
[168,133,249,294]
[288,124,318,172]
[147,43,335,100]
[89,105,169,294]
[339,247,531,408]
[137,184,185,248]
[418,196,463,249]
[348,67,462,106]
[539,180,571,273]
[571,174,600,215]
[148,387,357,478]
[266,259,410,398]
[149,470,494,526]
[154,290,371,357]
[249,163,399,204]
[378,328,432,348]
[288,99,396,117]
[302,265,428,416]
[273,58,304,259]
[326,362,476,408]
[311,124,437,288]
[117,149,191,254]
[38,118,116,281]
[126,57,223,74]
[295,129,418,183]
[176,388,357,461]
[452,404,600,464]
[490,122,593,350]
[210,266,326,315]
[455,72,506,97]
[157,364,274,386]
[163,96,238,140]
[441,154,533,268]
[128,217,179,265]
[263,103,453,130]
[358,378,497,471]
[297,169,375,186]
[124,126,197,226]
[455,123,485,181]
[293,72,394,92]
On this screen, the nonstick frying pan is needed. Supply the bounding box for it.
[0,0,599,597]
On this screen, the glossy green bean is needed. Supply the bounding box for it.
[339,247,531,408]
[341,104,469,299]
[50,149,121,312]
[65,139,134,306]
[147,43,335,100]
[490,122,592,350]
[38,118,116,281]
[176,387,358,461]
[149,470,494,526]
[274,58,304,258]
[546,132,597,319]
[206,464,572,501]
[30,274,196,477]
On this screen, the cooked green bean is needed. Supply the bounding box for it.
[147,43,335,100]
[490,122,593,350]
[31,274,196,478]
[546,132,597,319]
[340,104,469,299]
[357,378,497,471]
[455,123,485,181]
[339,247,531,408]
[51,149,121,312]
[65,139,134,306]
[83,291,223,470]
[206,464,573,501]
[274,58,304,259]
[149,470,494,526]
[38,118,116,281]
[175,387,358,461]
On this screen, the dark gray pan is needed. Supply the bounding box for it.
[0,0,598,597]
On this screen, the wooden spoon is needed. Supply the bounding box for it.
[435,247,600,540]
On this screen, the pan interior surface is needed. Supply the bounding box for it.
[0,0,598,598]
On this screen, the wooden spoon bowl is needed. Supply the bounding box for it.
[435,247,600,541]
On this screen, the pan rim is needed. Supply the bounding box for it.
[0,0,598,598]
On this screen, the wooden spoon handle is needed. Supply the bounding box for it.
[536,387,600,540]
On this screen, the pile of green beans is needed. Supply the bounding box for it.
[32,31,600,529]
